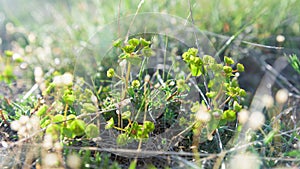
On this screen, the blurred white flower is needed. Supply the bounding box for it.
[43,134,53,149]
[248,111,265,130]
[19,115,30,125]
[53,75,63,86]
[91,95,98,104]
[262,94,274,108]
[53,72,74,86]
[195,106,211,122]
[44,153,59,167]
[29,115,40,130]
[154,83,160,89]
[144,74,151,82]
[229,152,261,169]
[238,109,250,124]
[276,35,285,43]
[275,88,288,104]
[34,67,43,83]
[67,154,82,169]
[10,120,21,131]
[62,72,74,86]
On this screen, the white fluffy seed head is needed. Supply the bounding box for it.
[238,109,250,124]
[19,115,30,125]
[262,94,274,108]
[195,106,211,122]
[54,142,62,151]
[228,152,261,169]
[44,153,59,167]
[10,120,21,131]
[25,122,33,131]
[67,154,82,169]
[62,72,74,86]
[29,115,40,130]
[275,88,289,104]
[91,95,98,104]
[169,81,175,86]
[53,75,63,86]
[154,83,160,89]
[248,111,265,130]
[18,126,28,137]
[43,134,53,149]
[144,74,151,82]
[276,35,285,43]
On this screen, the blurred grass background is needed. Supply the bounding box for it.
[1,0,299,47]
[0,0,299,80]
[1,0,298,120]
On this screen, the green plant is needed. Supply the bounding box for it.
[287,54,300,74]
[0,50,23,84]
[101,37,248,149]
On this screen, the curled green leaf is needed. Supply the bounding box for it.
[105,117,114,129]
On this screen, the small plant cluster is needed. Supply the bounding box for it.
[40,81,100,140]
[0,50,23,84]
[104,38,160,145]
[102,37,248,146]
[181,48,246,126]
[6,71,101,143]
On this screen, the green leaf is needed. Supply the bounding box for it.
[53,114,64,124]
[128,38,140,47]
[188,48,198,56]
[223,110,236,121]
[128,159,137,169]
[123,45,135,53]
[3,65,15,83]
[116,133,128,146]
[70,119,86,136]
[121,111,131,120]
[143,121,155,133]
[46,124,60,140]
[233,101,242,112]
[40,118,51,128]
[66,114,76,126]
[113,38,122,47]
[140,38,151,46]
[142,46,154,57]
[62,89,75,105]
[190,64,202,76]
[105,117,114,129]
[36,105,48,117]
[82,103,97,113]
[263,130,276,144]
[224,56,234,65]
[287,54,300,74]
[206,91,217,98]
[239,89,247,97]
[43,83,55,95]
[223,65,233,74]
[126,56,142,65]
[61,127,73,138]
[284,150,300,158]
[237,63,245,72]
[106,68,115,78]
[4,50,13,57]
[85,124,100,138]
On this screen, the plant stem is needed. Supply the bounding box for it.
[64,104,68,126]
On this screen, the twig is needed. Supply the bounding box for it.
[0,109,10,126]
